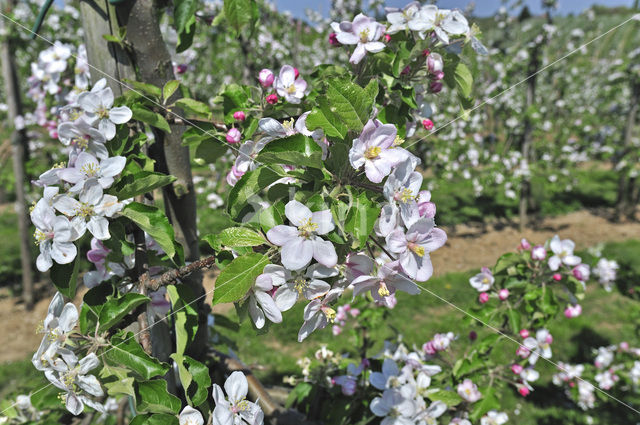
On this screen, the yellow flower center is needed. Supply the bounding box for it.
[75,203,94,218]
[298,218,318,238]
[482,277,490,284]
[231,399,250,414]
[34,229,51,245]
[293,276,309,295]
[322,306,336,322]
[408,243,425,257]
[97,106,109,119]
[364,146,381,160]
[282,118,295,133]
[396,188,415,203]
[378,281,390,297]
[286,84,297,94]
[72,136,89,150]
[359,28,371,43]
[80,162,100,177]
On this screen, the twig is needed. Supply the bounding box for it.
[141,255,217,291]
[368,236,396,260]
[133,226,152,355]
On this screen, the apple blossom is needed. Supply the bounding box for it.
[30,197,77,272]
[32,293,78,371]
[385,2,424,34]
[370,387,417,424]
[511,364,523,374]
[593,258,619,291]
[457,379,481,402]
[57,120,108,160]
[298,288,344,341]
[498,288,509,300]
[233,111,246,121]
[564,304,582,318]
[334,363,364,396]
[531,245,547,260]
[274,65,308,104]
[179,406,204,425]
[226,128,242,144]
[332,14,386,64]
[349,119,407,183]
[58,151,126,192]
[420,7,470,45]
[572,263,590,281]
[548,235,581,271]
[523,329,553,365]
[386,218,447,281]
[212,371,264,425]
[469,267,494,292]
[53,178,123,240]
[480,411,508,425]
[78,81,132,140]
[270,263,337,312]
[248,274,282,329]
[266,200,337,271]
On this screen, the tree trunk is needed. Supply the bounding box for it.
[1,0,34,310]
[80,0,207,361]
[614,80,639,221]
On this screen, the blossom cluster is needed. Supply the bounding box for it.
[30,78,131,272]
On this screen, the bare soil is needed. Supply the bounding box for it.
[1,209,639,364]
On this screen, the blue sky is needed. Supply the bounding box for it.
[274,0,635,19]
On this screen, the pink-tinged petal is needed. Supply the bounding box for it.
[311,210,334,235]
[548,256,561,271]
[349,141,366,169]
[285,200,312,226]
[298,312,325,342]
[351,275,378,297]
[266,225,298,246]
[420,228,447,252]
[364,159,390,183]
[99,156,126,178]
[349,44,367,64]
[369,124,397,148]
[399,252,418,279]
[109,106,132,124]
[254,274,273,292]
[313,239,337,267]
[248,295,266,329]
[388,273,420,294]
[87,216,110,240]
[273,285,298,311]
[293,79,307,94]
[281,238,313,271]
[386,229,408,253]
[279,65,296,87]
[255,290,282,323]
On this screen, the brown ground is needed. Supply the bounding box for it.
[1,209,639,364]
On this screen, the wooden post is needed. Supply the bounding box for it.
[614,79,639,221]
[1,0,34,310]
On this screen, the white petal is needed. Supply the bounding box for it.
[224,371,248,403]
[285,200,313,227]
[108,106,132,124]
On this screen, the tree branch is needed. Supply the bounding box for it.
[140,255,216,291]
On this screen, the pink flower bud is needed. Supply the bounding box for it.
[266,94,278,104]
[620,342,630,351]
[519,329,530,339]
[552,273,562,281]
[422,49,430,57]
[350,308,360,317]
[293,67,300,79]
[332,325,342,336]
[422,341,437,355]
[384,34,391,43]
[329,32,339,46]
[519,238,531,250]
[546,334,553,344]
[516,346,530,358]
[258,69,274,87]
[478,292,489,304]
[433,70,445,80]
[401,65,411,75]
[233,111,246,121]
[518,386,530,397]
[531,245,546,260]
[572,264,590,281]
[175,64,188,74]
[569,381,575,387]
[225,128,241,144]
[422,119,434,131]
[511,364,524,374]
[430,81,443,93]
[499,289,510,301]
[564,304,582,318]
[426,53,444,73]
[469,331,477,341]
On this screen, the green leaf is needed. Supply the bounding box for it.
[175,98,211,119]
[454,62,473,98]
[470,387,500,422]
[427,390,463,407]
[122,79,161,98]
[285,382,313,408]
[506,309,521,334]
[105,331,170,380]
[227,165,287,220]
[174,0,198,52]
[112,171,176,200]
[98,293,150,332]
[256,134,323,169]
[121,202,177,259]
[171,354,211,406]
[345,191,381,248]
[100,364,136,398]
[215,227,266,248]
[213,253,269,305]
[306,79,378,138]
[50,253,80,298]
[166,285,198,356]
[224,0,258,34]
[162,80,180,103]
[135,380,181,414]
[132,106,171,133]
[130,414,179,425]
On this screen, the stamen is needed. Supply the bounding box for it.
[80,162,100,177]
[298,218,319,238]
[364,146,381,160]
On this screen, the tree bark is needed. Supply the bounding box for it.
[615,79,639,221]
[1,0,34,310]
[80,0,207,361]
